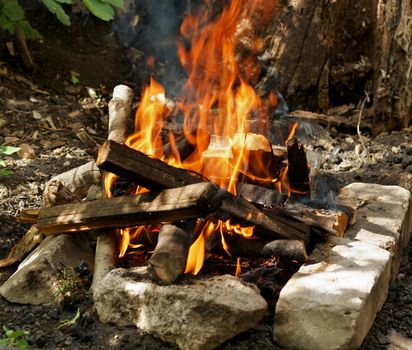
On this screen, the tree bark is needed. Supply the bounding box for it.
[259,0,411,131]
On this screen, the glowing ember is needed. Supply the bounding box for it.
[105,0,295,274]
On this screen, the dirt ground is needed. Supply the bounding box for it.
[0,8,411,350]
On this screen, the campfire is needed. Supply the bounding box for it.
[1,0,372,349]
[27,0,354,287]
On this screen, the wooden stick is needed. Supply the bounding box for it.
[96,140,313,242]
[92,84,135,292]
[90,230,118,291]
[0,225,43,268]
[289,110,356,129]
[37,182,219,235]
[43,161,101,207]
[286,137,310,197]
[107,85,134,144]
[76,128,100,156]
[149,224,194,284]
[96,140,203,190]
[222,232,308,262]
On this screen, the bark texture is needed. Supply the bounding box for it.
[260,0,411,131]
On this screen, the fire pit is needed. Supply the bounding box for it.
[0,0,411,349]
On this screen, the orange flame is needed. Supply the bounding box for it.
[105,0,287,275]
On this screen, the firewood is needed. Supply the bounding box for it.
[0,225,43,268]
[107,84,134,144]
[149,224,194,284]
[16,209,40,223]
[43,161,101,207]
[218,193,311,243]
[237,183,284,208]
[201,135,233,183]
[92,84,135,291]
[90,230,118,292]
[286,137,310,197]
[37,182,220,235]
[96,140,313,242]
[232,133,281,187]
[76,128,100,156]
[161,133,196,162]
[96,140,203,190]
[282,201,350,237]
[222,232,308,262]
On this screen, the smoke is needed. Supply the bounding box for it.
[112,0,190,95]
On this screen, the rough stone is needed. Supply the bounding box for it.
[339,183,411,280]
[0,233,94,305]
[274,237,391,350]
[93,267,267,350]
[274,183,412,350]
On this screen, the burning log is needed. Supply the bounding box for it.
[232,133,281,187]
[97,140,313,242]
[97,140,203,190]
[237,183,284,208]
[36,182,219,235]
[286,137,310,197]
[161,133,197,162]
[222,232,308,263]
[43,161,101,207]
[237,184,351,237]
[149,224,195,284]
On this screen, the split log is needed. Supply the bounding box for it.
[201,135,233,183]
[149,224,194,284]
[43,161,101,207]
[237,183,284,208]
[286,137,310,197]
[0,225,43,268]
[37,182,219,235]
[232,133,281,186]
[222,232,308,262]
[16,209,40,223]
[161,133,196,162]
[97,140,313,242]
[97,140,203,190]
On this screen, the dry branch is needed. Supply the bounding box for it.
[222,232,308,262]
[286,137,310,197]
[37,182,219,235]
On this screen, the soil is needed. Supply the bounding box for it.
[0,8,411,350]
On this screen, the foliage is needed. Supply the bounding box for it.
[0,0,124,40]
[0,326,29,348]
[0,145,19,176]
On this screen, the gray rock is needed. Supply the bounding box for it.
[94,267,267,350]
[0,233,94,305]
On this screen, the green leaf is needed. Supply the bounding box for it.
[100,0,124,10]
[17,20,42,40]
[0,160,5,167]
[54,0,73,3]
[0,145,20,155]
[82,0,115,21]
[0,14,15,34]
[42,0,71,26]
[0,339,8,346]
[2,0,25,22]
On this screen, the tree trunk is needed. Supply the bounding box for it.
[260,0,411,131]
